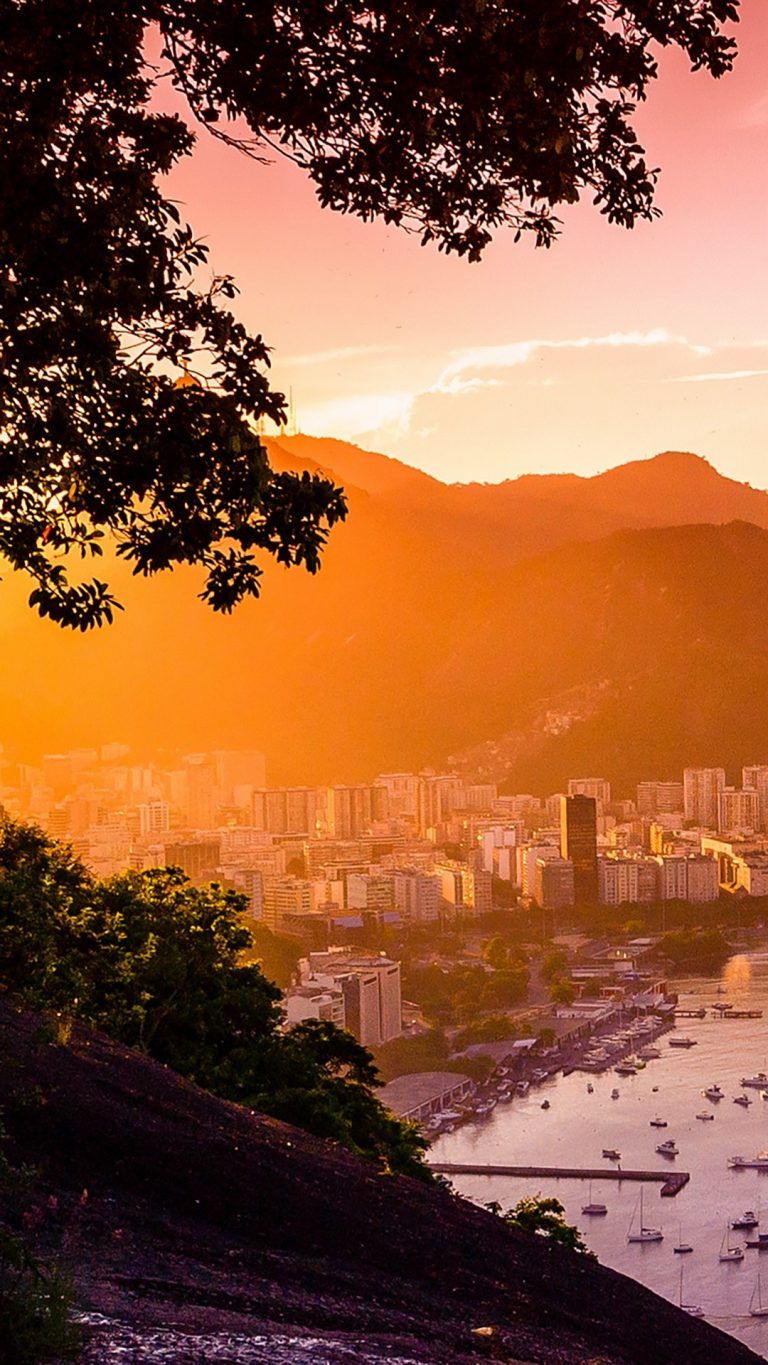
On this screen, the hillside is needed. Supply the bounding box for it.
[2,443,768,787]
[0,996,758,1365]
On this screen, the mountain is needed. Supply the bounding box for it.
[0,996,757,1364]
[2,442,768,788]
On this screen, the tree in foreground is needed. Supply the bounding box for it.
[1,0,739,625]
[0,818,430,1180]
[489,1195,591,1255]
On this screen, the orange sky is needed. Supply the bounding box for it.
[161,0,768,488]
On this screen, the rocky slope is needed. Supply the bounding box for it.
[0,996,759,1364]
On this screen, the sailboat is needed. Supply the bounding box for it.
[674,1222,693,1254]
[679,1260,704,1317]
[627,1188,663,1243]
[582,1180,607,1216]
[719,1225,745,1262]
[750,1266,768,1317]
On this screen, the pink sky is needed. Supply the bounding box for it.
[165,1,768,486]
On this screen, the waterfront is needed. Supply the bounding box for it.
[431,954,768,1358]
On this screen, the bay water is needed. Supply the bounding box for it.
[430,954,768,1356]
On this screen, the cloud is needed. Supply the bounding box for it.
[439,329,709,385]
[282,343,394,367]
[300,390,415,438]
[669,369,768,384]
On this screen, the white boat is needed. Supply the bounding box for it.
[731,1211,759,1229]
[751,1267,768,1317]
[516,1080,530,1096]
[728,1153,768,1171]
[627,1188,663,1243]
[638,1047,661,1060]
[669,1036,697,1048]
[720,1226,745,1262]
[603,1148,621,1161]
[696,1111,715,1121]
[674,1220,693,1254]
[741,1073,768,1089]
[734,1094,752,1108]
[704,1084,724,1101]
[656,1139,678,1158]
[582,1181,607,1217]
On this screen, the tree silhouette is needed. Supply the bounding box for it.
[0,0,738,625]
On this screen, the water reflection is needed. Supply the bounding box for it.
[433,957,768,1358]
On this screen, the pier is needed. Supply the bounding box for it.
[430,1163,690,1197]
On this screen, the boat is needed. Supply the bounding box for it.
[704,1084,724,1101]
[582,1182,607,1217]
[696,1111,715,1121]
[656,1139,678,1158]
[603,1148,621,1161]
[611,1088,620,1100]
[720,1226,745,1262]
[734,1094,752,1108]
[728,1153,768,1171]
[669,1036,697,1048]
[674,1221,693,1254]
[649,1117,667,1128]
[638,1047,661,1060]
[731,1212,760,1229]
[652,1086,659,1093]
[614,1063,637,1077]
[541,1099,550,1110]
[741,1073,768,1089]
[751,1268,768,1317]
[586,1083,594,1094]
[516,1080,530,1096]
[627,1188,663,1244]
[762,1090,768,1101]
[745,1233,768,1251]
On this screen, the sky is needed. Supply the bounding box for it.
[165,3,768,487]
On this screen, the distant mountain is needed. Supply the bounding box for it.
[3,441,768,790]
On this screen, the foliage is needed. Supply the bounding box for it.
[1,0,739,625]
[243,924,303,988]
[658,927,732,969]
[549,978,576,1006]
[403,960,528,1027]
[453,1015,518,1051]
[0,1117,80,1364]
[0,1229,80,1365]
[540,950,569,983]
[494,1195,590,1255]
[0,818,430,1180]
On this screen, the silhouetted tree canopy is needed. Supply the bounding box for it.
[0,818,431,1179]
[1,0,738,625]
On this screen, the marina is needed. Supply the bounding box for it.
[429,957,768,1358]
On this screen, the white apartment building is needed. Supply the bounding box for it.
[683,767,726,830]
[303,951,402,1047]
[719,787,761,837]
[686,854,720,903]
[519,842,560,896]
[284,984,346,1029]
[137,800,171,836]
[392,870,441,923]
[743,766,768,833]
[374,772,418,821]
[568,778,611,810]
[636,781,684,817]
[655,854,688,901]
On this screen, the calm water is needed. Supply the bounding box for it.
[431,954,768,1357]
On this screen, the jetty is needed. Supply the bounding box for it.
[430,1163,690,1197]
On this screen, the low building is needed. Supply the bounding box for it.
[284,984,345,1029]
[379,1071,475,1122]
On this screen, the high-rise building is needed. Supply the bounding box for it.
[686,854,720,903]
[374,773,418,821]
[560,795,598,904]
[742,766,768,833]
[719,787,761,837]
[534,857,574,909]
[416,773,462,837]
[327,785,375,839]
[392,870,441,923]
[163,838,221,884]
[252,787,317,836]
[683,767,726,829]
[568,778,611,810]
[636,781,685,817]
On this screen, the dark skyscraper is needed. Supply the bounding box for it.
[560,795,598,904]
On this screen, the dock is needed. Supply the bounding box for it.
[430,1163,690,1197]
